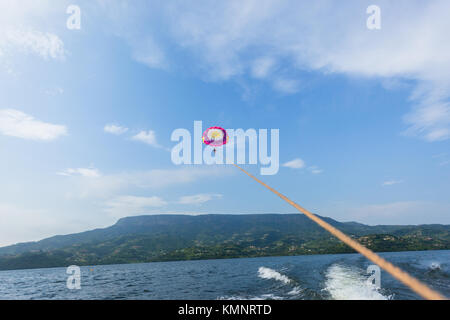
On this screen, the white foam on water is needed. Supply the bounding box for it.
[258,267,292,284]
[324,264,392,300]
[430,262,441,270]
[218,294,283,300]
[287,286,302,296]
[217,267,300,300]
[251,293,283,300]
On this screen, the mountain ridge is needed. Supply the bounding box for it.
[0,214,448,271]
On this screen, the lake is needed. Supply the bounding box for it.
[0,250,448,300]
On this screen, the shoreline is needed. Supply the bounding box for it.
[1,248,448,273]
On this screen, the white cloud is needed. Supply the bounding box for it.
[431,153,450,166]
[104,124,129,135]
[308,166,323,174]
[1,28,65,60]
[43,87,64,96]
[0,109,67,141]
[0,1,66,77]
[251,57,275,79]
[94,1,168,70]
[105,193,223,218]
[61,166,233,199]
[382,180,403,186]
[335,201,450,225]
[283,159,323,173]
[104,195,168,218]
[272,78,300,94]
[178,193,223,205]
[0,202,76,247]
[99,0,450,142]
[58,167,101,178]
[0,165,232,245]
[132,130,161,147]
[131,37,168,70]
[432,152,447,159]
[403,95,450,142]
[0,1,65,60]
[282,158,305,169]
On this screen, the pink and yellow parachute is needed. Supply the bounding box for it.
[202,126,228,147]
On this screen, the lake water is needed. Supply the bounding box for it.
[0,250,448,300]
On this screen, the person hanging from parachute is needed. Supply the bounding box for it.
[202,126,229,155]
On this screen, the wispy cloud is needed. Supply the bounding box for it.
[308,166,323,174]
[0,1,64,58]
[105,193,224,218]
[0,202,65,247]
[98,0,450,142]
[104,195,168,218]
[382,180,403,186]
[0,109,67,141]
[432,153,450,166]
[178,193,223,205]
[283,158,323,174]
[104,124,129,135]
[57,167,101,178]
[251,57,275,79]
[43,87,64,96]
[132,130,163,148]
[338,201,450,225]
[272,78,300,94]
[131,37,168,70]
[403,92,450,142]
[1,28,65,60]
[60,166,233,199]
[282,158,305,169]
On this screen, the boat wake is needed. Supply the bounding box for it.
[257,267,292,284]
[257,267,303,298]
[218,266,303,300]
[324,264,392,300]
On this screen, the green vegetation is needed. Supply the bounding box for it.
[0,214,448,270]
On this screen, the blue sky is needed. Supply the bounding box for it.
[0,0,449,246]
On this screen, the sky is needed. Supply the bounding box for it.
[0,0,449,246]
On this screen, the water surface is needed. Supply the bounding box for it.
[0,250,448,300]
